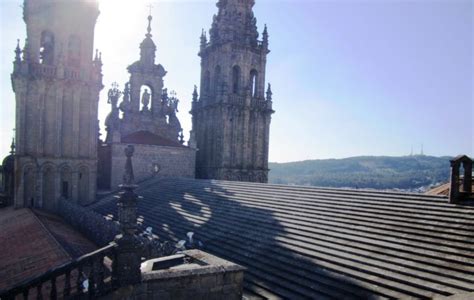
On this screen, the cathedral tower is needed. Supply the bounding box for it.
[11,0,103,209]
[191,0,274,183]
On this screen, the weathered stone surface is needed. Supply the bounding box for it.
[12,0,103,209]
[131,250,244,300]
[100,14,196,190]
[110,143,196,189]
[191,0,274,183]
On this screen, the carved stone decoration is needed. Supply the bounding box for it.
[191,0,274,183]
[103,13,184,144]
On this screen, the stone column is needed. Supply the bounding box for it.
[72,85,81,157]
[112,145,142,287]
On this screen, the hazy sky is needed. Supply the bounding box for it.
[0,0,472,162]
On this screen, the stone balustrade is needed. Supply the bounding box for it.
[0,243,117,300]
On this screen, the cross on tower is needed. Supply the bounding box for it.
[146,3,154,36]
[147,3,153,16]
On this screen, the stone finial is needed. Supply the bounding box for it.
[113,144,141,286]
[266,83,273,101]
[10,138,15,155]
[192,85,199,102]
[15,39,21,61]
[21,38,30,61]
[262,24,269,46]
[123,145,135,186]
[107,82,122,107]
[200,29,207,51]
[146,14,153,38]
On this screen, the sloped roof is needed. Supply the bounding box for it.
[122,131,185,148]
[92,178,474,299]
[427,182,474,197]
[0,208,96,290]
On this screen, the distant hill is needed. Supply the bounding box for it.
[268,155,452,192]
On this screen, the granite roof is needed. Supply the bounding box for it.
[0,208,97,291]
[92,178,474,299]
[426,182,474,197]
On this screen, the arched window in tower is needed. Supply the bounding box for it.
[232,65,241,94]
[60,166,72,199]
[203,71,211,94]
[140,85,153,111]
[68,35,81,68]
[250,69,258,98]
[214,65,221,95]
[40,30,55,65]
[42,165,55,210]
[23,166,36,208]
[78,166,89,203]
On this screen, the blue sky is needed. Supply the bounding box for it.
[0,0,472,162]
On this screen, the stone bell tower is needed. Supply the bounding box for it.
[191,0,274,183]
[11,0,103,210]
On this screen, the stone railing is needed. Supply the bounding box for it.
[0,243,117,300]
[28,63,82,81]
[228,95,245,106]
[58,198,119,247]
[30,63,56,78]
[64,68,81,80]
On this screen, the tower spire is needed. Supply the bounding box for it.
[192,0,274,183]
[209,0,259,47]
[139,8,157,65]
[200,29,207,52]
[262,24,269,50]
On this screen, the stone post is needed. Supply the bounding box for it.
[449,161,460,204]
[463,161,472,193]
[112,145,142,286]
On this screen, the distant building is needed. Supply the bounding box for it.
[191,0,275,183]
[11,0,103,209]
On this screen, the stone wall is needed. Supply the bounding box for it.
[110,143,196,189]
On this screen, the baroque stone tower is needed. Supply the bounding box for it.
[191,0,274,183]
[99,14,194,190]
[105,14,183,144]
[11,0,103,209]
